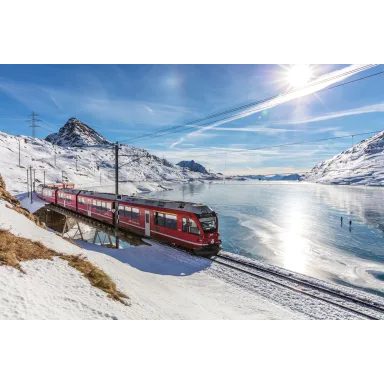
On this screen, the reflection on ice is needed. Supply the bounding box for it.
[150,181,384,297]
[278,200,311,274]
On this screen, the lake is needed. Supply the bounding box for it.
[149,181,384,297]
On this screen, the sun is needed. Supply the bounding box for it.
[286,64,313,88]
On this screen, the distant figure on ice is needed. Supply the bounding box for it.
[349,219,352,232]
[340,216,343,226]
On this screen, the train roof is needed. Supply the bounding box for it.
[57,188,214,215]
[119,195,214,215]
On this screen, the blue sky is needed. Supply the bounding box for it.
[1,64,384,174]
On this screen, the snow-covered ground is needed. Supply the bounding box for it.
[0,198,305,319]
[0,129,214,196]
[305,130,384,185]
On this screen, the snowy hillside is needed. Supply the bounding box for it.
[0,126,212,195]
[46,117,110,146]
[0,188,303,319]
[305,130,384,185]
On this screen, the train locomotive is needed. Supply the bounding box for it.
[36,184,221,256]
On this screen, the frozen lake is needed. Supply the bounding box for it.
[149,181,384,297]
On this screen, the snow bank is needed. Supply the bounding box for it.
[0,199,302,319]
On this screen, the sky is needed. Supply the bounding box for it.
[1,64,384,175]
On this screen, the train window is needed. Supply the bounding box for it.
[182,218,199,234]
[106,202,112,210]
[131,208,140,221]
[189,219,200,235]
[182,218,189,232]
[120,206,131,218]
[199,216,217,232]
[155,212,165,226]
[165,214,177,230]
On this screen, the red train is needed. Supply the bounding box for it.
[36,184,221,256]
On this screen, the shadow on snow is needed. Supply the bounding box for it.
[78,239,212,277]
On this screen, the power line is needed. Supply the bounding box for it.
[117,65,380,145]
[134,68,384,144]
[225,130,383,153]
[159,130,383,158]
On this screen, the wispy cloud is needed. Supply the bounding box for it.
[208,126,303,134]
[272,102,384,125]
[0,77,194,130]
[156,139,349,175]
[170,64,378,148]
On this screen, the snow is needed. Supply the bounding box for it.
[0,129,216,196]
[0,199,304,319]
[305,130,384,185]
[17,192,46,212]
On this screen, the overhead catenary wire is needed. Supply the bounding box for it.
[129,68,384,144]
[116,65,382,145]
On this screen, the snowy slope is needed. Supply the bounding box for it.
[0,129,211,195]
[0,199,304,319]
[305,131,384,185]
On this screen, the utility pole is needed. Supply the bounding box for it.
[27,168,30,197]
[30,166,33,204]
[62,170,64,183]
[33,169,36,192]
[75,154,78,171]
[18,139,21,167]
[43,170,46,186]
[54,144,57,166]
[28,112,41,138]
[114,141,119,249]
[115,141,119,196]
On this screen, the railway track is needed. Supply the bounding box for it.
[210,254,384,320]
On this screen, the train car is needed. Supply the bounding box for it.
[36,183,76,204]
[77,190,115,225]
[36,185,221,255]
[117,196,220,255]
[36,184,59,204]
[57,188,78,211]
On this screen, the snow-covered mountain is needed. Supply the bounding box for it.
[0,127,213,195]
[241,173,302,181]
[46,117,110,147]
[305,130,384,185]
[176,160,209,174]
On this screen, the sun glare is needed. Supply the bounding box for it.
[286,64,313,88]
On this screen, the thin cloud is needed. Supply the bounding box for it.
[170,64,377,148]
[273,102,384,125]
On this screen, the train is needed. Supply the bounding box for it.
[36,184,221,256]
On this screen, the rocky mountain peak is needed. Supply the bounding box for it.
[177,160,209,174]
[45,118,110,147]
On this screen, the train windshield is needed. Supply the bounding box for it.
[199,216,217,232]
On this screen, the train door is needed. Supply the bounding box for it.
[145,210,150,237]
